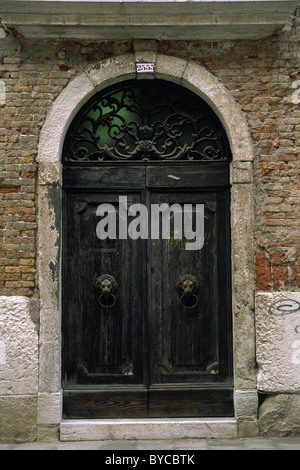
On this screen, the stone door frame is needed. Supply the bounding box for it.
[37,50,257,437]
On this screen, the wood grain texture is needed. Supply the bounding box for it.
[62,165,233,418]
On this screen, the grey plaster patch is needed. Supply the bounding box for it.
[0,296,38,395]
[256,292,300,392]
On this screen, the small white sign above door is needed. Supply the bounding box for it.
[136,62,155,73]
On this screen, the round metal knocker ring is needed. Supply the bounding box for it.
[99,294,116,308]
[179,294,198,309]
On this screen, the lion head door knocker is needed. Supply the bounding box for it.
[176,274,199,309]
[95,274,118,308]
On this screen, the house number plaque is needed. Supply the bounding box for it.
[136,62,155,73]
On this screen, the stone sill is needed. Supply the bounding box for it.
[60,418,238,441]
[0,1,299,40]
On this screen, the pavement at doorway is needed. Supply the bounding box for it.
[0,437,300,450]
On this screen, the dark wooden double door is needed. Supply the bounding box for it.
[62,164,233,418]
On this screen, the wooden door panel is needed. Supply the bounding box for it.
[63,190,149,418]
[63,191,146,388]
[63,389,148,419]
[146,164,229,188]
[149,190,231,388]
[149,388,234,418]
[62,166,233,418]
[63,166,145,190]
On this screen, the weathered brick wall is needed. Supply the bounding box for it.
[0,37,132,296]
[156,14,300,292]
[0,9,299,297]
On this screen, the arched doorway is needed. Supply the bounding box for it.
[61,79,233,418]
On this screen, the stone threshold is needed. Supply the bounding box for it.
[60,418,237,441]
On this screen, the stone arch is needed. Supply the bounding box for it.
[37,52,257,435]
[38,53,254,165]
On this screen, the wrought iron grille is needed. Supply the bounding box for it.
[63,80,230,163]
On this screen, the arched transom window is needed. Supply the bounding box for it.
[63,80,230,164]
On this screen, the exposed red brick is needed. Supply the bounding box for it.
[0,187,20,193]
[270,251,286,261]
[256,254,272,291]
[272,262,289,290]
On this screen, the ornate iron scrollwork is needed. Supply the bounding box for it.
[63,80,229,163]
